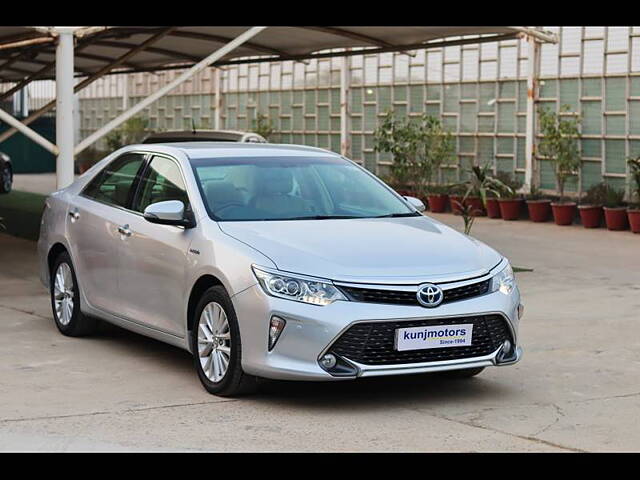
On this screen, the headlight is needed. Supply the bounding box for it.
[252,266,347,306]
[491,262,516,295]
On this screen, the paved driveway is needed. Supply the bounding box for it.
[0,214,639,452]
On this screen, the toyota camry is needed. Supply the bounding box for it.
[38,143,523,396]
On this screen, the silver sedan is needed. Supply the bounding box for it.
[38,143,523,396]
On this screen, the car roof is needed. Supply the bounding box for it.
[130,142,343,160]
[142,130,265,143]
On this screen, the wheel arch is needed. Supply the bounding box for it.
[47,242,69,276]
[187,274,226,334]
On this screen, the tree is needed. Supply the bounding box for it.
[251,113,276,141]
[537,105,581,203]
[373,111,454,198]
[105,116,150,151]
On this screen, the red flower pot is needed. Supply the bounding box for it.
[427,194,449,213]
[577,205,603,228]
[498,198,522,221]
[465,196,486,216]
[526,200,552,222]
[628,209,640,234]
[486,198,501,218]
[395,189,414,197]
[551,203,577,226]
[603,207,629,231]
[449,195,463,215]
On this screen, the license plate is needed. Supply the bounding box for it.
[395,324,474,351]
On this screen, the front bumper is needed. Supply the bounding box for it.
[232,283,522,382]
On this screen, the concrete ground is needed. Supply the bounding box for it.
[0,214,639,452]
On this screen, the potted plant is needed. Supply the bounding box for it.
[452,164,510,218]
[448,183,467,215]
[602,185,628,231]
[485,191,501,218]
[577,182,607,228]
[538,106,581,226]
[628,157,640,233]
[426,184,450,213]
[526,186,552,222]
[374,111,416,196]
[374,112,453,202]
[497,175,523,221]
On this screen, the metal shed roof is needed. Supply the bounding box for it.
[0,26,556,82]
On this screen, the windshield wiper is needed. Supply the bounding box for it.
[279,215,364,220]
[372,212,422,218]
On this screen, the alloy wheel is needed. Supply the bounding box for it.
[197,302,231,382]
[53,263,74,326]
[1,166,10,192]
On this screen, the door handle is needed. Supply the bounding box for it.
[117,224,132,237]
[68,208,80,221]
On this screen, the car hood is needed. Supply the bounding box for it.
[218,216,503,284]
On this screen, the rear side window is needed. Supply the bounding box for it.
[83,153,145,208]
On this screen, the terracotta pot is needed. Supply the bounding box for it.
[526,200,552,222]
[395,189,414,197]
[551,202,577,226]
[498,198,522,221]
[465,196,486,216]
[486,198,501,218]
[603,207,629,231]
[427,194,449,213]
[449,195,463,215]
[577,205,603,229]
[628,209,640,234]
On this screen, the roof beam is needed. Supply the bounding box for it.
[0,28,176,146]
[92,39,202,63]
[99,31,522,76]
[303,26,416,57]
[75,26,268,155]
[166,30,290,58]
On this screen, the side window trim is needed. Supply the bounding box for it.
[131,153,192,214]
[80,151,149,212]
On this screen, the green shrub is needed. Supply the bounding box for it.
[538,105,581,203]
[628,156,640,207]
[580,182,609,206]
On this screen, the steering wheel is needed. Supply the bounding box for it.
[212,202,245,216]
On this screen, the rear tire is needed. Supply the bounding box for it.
[50,251,97,336]
[191,285,258,396]
[0,163,11,194]
[439,367,485,379]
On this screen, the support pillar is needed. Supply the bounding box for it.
[524,34,540,193]
[55,28,76,189]
[340,54,351,157]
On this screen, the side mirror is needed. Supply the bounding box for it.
[404,196,425,213]
[143,200,196,228]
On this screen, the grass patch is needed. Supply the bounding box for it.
[513,266,534,273]
[0,190,47,241]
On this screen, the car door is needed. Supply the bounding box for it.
[67,152,146,314]
[116,154,196,337]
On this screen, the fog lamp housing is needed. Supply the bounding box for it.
[268,316,286,351]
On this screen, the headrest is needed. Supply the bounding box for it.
[257,168,293,195]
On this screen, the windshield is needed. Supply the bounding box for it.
[191,156,417,221]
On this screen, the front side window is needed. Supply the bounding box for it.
[191,156,416,221]
[83,153,145,208]
[133,155,190,213]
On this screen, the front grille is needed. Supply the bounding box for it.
[339,279,490,307]
[329,314,511,366]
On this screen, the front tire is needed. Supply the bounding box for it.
[50,252,97,336]
[191,286,258,396]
